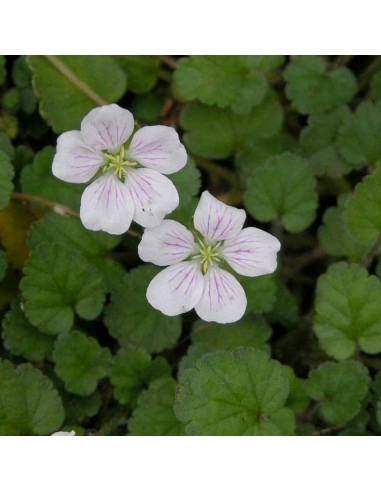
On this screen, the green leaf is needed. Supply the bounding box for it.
[129,378,186,436]
[131,88,167,124]
[174,56,284,114]
[115,55,159,94]
[299,106,357,177]
[167,197,198,226]
[344,167,381,244]
[0,151,14,210]
[0,249,7,283]
[284,366,310,414]
[307,360,370,425]
[20,242,106,335]
[110,347,171,406]
[168,157,201,208]
[267,282,299,328]
[314,262,381,360]
[21,146,84,211]
[104,265,182,353]
[61,390,102,423]
[174,348,295,436]
[53,331,112,396]
[371,70,381,100]
[235,133,297,180]
[337,101,381,166]
[28,55,127,133]
[244,152,318,233]
[239,274,278,314]
[181,92,283,159]
[0,359,64,435]
[0,132,15,159]
[29,212,123,291]
[2,301,54,361]
[318,194,369,259]
[285,56,357,114]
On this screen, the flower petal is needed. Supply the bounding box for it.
[146,261,204,316]
[138,220,197,266]
[221,227,281,277]
[194,191,246,243]
[80,172,134,235]
[127,126,187,174]
[125,168,179,228]
[195,266,247,323]
[80,104,134,152]
[52,130,103,183]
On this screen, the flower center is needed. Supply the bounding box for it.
[101,145,137,180]
[192,239,223,274]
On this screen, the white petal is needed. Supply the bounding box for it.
[221,227,281,277]
[195,266,247,324]
[125,168,179,228]
[194,191,246,243]
[138,220,197,266]
[127,126,187,174]
[146,261,204,316]
[80,173,134,235]
[52,130,103,183]
[51,430,76,436]
[80,104,134,152]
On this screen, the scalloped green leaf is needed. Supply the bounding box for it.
[28,55,127,133]
[0,359,64,435]
[2,301,54,361]
[174,55,284,114]
[129,378,186,436]
[168,156,201,208]
[53,331,112,396]
[20,243,106,335]
[0,151,14,210]
[174,348,295,436]
[181,92,283,159]
[114,55,159,94]
[21,146,84,211]
[307,360,370,424]
[319,194,369,259]
[244,152,318,233]
[0,132,15,159]
[110,347,171,406]
[104,265,182,353]
[284,366,310,414]
[314,262,381,360]
[344,167,381,244]
[267,282,299,328]
[285,56,357,114]
[337,101,381,166]
[299,106,357,177]
[239,274,278,314]
[61,390,102,424]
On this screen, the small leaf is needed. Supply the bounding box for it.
[0,151,14,210]
[21,146,84,211]
[244,152,318,233]
[115,55,160,94]
[20,243,106,335]
[181,92,283,159]
[0,359,64,435]
[284,366,310,414]
[53,331,112,396]
[285,56,357,114]
[239,275,278,314]
[307,360,370,425]
[61,390,102,423]
[104,265,182,353]
[110,347,171,406]
[267,282,299,328]
[28,55,127,133]
[2,301,54,361]
[129,378,186,436]
[0,131,15,159]
[299,106,356,177]
[168,157,201,208]
[337,101,381,166]
[314,262,381,360]
[344,167,381,244]
[174,55,283,114]
[175,348,295,436]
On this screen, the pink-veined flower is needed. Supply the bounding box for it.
[52,104,187,234]
[138,191,281,324]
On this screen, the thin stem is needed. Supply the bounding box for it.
[191,154,239,187]
[312,424,345,436]
[44,55,108,106]
[358,55,381,92]
[156,55,177,69]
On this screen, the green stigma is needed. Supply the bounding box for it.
[101,145,137,180]
[193,240,222,274]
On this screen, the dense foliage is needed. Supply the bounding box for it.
[1,55,381,436]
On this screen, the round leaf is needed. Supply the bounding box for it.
[0,151,14,210]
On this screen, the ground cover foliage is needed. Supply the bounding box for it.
[1,55,381,436]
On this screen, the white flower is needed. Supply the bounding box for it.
[51,430,76,436]
[138,191,281,323]
[52,104,187,235]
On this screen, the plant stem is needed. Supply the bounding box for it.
[157,55,177,69]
